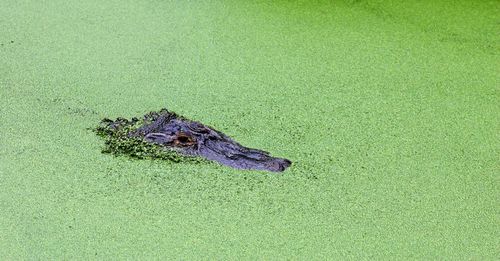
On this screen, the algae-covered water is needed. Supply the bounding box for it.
[1,0,498,259]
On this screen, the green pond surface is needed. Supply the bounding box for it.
[1,0,499,259]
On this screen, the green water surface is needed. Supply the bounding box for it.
[1,0,499,259]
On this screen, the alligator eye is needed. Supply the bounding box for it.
[174,133,196,147]
[177,135,190,143]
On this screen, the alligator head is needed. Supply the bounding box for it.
[98,109,292,172]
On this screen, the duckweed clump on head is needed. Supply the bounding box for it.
[93,114,204,164]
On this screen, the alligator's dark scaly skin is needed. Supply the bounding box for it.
[99,109,292,172]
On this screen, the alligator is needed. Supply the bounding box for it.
[95,109,292,172]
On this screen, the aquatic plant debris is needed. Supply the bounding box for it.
[95,109,292,172]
